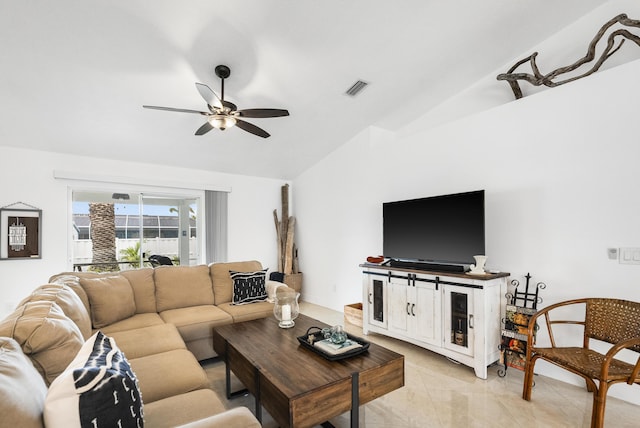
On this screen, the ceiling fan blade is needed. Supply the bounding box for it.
[195,121,214,136]
[143,105,207,115]
[237,108,290,118]
[235,119,270,138]
[195,83,223,110]
[195,83,238,111]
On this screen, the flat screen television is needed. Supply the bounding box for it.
[383,190,485,272]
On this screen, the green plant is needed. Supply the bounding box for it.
[120,242,142,268]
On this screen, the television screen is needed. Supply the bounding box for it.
[383,190,485,267]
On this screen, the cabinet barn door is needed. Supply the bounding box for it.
[412,282,441,346]
[389,279,409,333]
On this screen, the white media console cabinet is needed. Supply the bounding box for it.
[361,264,509,379]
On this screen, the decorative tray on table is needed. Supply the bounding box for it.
[297,327,370,361]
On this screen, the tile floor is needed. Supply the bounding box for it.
[203,302,638,427]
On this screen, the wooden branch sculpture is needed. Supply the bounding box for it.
[497,14,640,99]
[273,184,299,274]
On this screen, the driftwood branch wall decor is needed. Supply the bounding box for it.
[497,14,640,99]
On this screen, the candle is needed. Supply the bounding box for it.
[282,304,291,322]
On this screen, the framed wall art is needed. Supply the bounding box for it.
[0,203,42,260]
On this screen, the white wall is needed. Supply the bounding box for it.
[293,51,640,405]
[0,147,287,317]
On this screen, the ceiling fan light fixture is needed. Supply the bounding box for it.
[144,65,287,137]
[208,115,236,130]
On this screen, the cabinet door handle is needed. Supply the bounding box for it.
[368,293,372,304]
[407,303,411,315]
[469,314,474,329]
[411,303,415,316]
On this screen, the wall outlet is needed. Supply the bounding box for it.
[619,247,640,265]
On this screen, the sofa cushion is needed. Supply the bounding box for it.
[210,261,263,305]
[0,301,84,385]
[217,301,276,323]
[44,331,143,428]
[230,269,268,305]
[177,407,262,428]
[51,270,157,314]
[19,283,92,340]
[144,389,226,428]
[129,349,209,403]
[159,305,232,342]
[108,323,186,359]
[154,265,214,312]
[80,276,136,328]
[49,274,91,315]
[0,337,48,428]
[100,313,165,335]
[121,268,157,313]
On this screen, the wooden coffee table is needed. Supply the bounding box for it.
[212,314,404,428]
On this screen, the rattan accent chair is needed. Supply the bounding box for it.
[522,298,640,428]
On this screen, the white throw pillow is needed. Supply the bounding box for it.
[44,331,144,428]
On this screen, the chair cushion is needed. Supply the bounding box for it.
[80,276,136,328]
[0,337,48,428]
[230,269,268,305]
[44,331,143,428]
[210,261,263,305]
[154,265,214,312]
[0,301,84,385]
[19,283,92,340]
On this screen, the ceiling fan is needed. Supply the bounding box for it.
[143,65,289,138]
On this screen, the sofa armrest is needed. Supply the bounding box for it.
[176,407,261,428]
[266,280,294,302]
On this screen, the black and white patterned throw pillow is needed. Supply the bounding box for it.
[44,331,144,428]
[230,269,268,305]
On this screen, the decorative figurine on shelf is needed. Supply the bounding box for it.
[273,289,300,328]
[468,255,487,275]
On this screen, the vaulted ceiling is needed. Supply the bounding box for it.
[0,1,605,179]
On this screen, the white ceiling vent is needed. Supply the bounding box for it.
[345,80,369,97]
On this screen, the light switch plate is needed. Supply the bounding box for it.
[619,247,640,265]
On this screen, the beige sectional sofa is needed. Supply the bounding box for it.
[0,260,291,428]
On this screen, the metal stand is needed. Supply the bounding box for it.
[498,273,546,377]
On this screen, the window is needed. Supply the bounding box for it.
[71,190,200,271]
